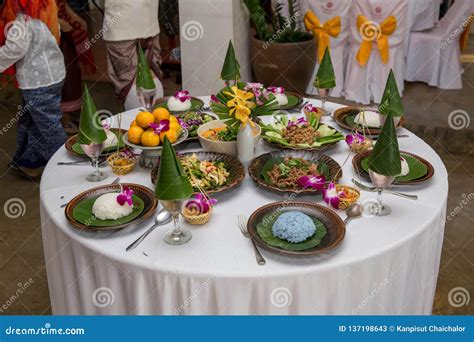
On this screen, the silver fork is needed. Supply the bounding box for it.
[238,215,266,265]
[60,177,121,208]
[351,178,418,200]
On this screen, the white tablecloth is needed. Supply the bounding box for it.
[40,98,448,315]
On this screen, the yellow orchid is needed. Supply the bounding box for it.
[223,86,256,126]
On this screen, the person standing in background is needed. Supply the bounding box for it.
[102,0,163,108]
[0,0,66,180]
[57,0,97,134]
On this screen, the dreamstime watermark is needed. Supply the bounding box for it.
[174,278,212,314]
[262,15,299,49]
[261,192,298,227]
[0,278,34,313]
[448,109,470,130]
[5,323,85,336]
[441,15,474,50]
[85,12,122,50]
[0,104,31,136]
[270,287,292,307]
[0,21,26,58]
[352,277,389,314]
[448,287,470,308]
[3,198,26,219]
[359,20,381,41]
[181,21,204,41]
[92,110,114,130]
[92,287,115,308]
[446,192,473,222]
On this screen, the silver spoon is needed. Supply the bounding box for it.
[126,208,172,252]
[344,203,363,225]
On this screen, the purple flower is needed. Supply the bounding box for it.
[297,175,326,190]
[288,117,309,127]
[177,117,189,129]
[116,186,134,206]
[322,182,345,209]
[345,133,366,146]
[267,86,285,94]
[185,193,217,214]
[210,95,220,103]
[173,90,191,102]
[149,120,170,134]
[244,82,264,91]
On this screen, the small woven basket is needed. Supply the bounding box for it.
[182,208,212,225]
[107,151,137,175]
[336,185,360,210]
[350,139,373,154]
[304,107,324,121]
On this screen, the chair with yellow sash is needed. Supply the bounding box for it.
[344,0,407,104]
[405,0,472,89]
[301,0,352,97]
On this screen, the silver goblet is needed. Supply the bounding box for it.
[80,142,108,182]
[137,87,157,111]
[160,199,192,245]
[316,87,333,116]
[368,169,395,216]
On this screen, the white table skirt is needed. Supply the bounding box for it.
[40,98,448,315]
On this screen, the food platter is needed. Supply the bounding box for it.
[154,96,204,114]
[65,183,157,231]
[333,106,403,135]
[247,201,345,257]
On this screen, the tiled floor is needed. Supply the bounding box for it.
[0,16,472,315]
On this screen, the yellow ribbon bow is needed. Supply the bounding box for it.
[304,11,341,62]
[356,14,397,67]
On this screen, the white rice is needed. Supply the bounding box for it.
[399,157,410,176]
[168,97,192,111]
[103,130,118,149]
[273,93,288,106]
[92,193,133,220]
[354,110,382,128]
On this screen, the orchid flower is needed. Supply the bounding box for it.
[116,186,134,207]
[345,133,366,146]
[149,120,170,134]
[186,193,217,214]
[267,86,285,94]
[322,182,346,209]
[244,82,264,91]
[210,95,220,103]
[173,90,191,102]
[177,117,189,129]
[288,117,309,127]
[297,175,326,190]
[102,121,111,131]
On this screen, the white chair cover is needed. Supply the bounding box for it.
[405,0,471,90]
[344,0,408,104]
[124,76,164,111]
[300,0,353,97]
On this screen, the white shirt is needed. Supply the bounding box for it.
[103,0,160,41]
[0,14,65,90]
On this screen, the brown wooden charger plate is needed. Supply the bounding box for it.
[333,106,403,135]
[247,201,345,257]
[352,150,435,185]
[65,183,157,231]
[65,128,128,159]
[248,150,342,195]
[151,151,245,195]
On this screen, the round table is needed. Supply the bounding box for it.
[40,98,448,315]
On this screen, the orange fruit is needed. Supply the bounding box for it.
[169,115,178,124]
[160,130,178,144]
[141,129,160,147]
[136,111,155,129]
[153,107,170,123]
[128,126,144,144]
[169,122,181,132]
[130,120,138,127]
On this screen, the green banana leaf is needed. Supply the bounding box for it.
[314,47,336,89]
[77,84,107,145]
[379,69,403,117]
[220,40,240,81]
[361,153,427,182]
[136,44,155,90]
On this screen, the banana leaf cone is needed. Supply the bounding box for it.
[77,84,107,145]
[220,40,240,81]
[368,111,401,176]
[379,69,403,117]
[136,44,156,91]
[314,47,336,89]
[155,136,193,200]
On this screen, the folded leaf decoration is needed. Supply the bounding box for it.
[220,40,241,81]
[379,69,403,117]
[368,111,401,176]
[314,47,336,89]
[77,84,107,145]
[136,44,156,91]
[155,136,193,200]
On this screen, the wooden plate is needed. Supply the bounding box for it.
[65,183,157,231]
[154,96,204,114]
[333,106,403,135]
[248,150,342,194]
[247,201,345,257]
[274,92,303,111]
[65,128,128,159]
[151,151,245,195]
[352,150,435,185]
